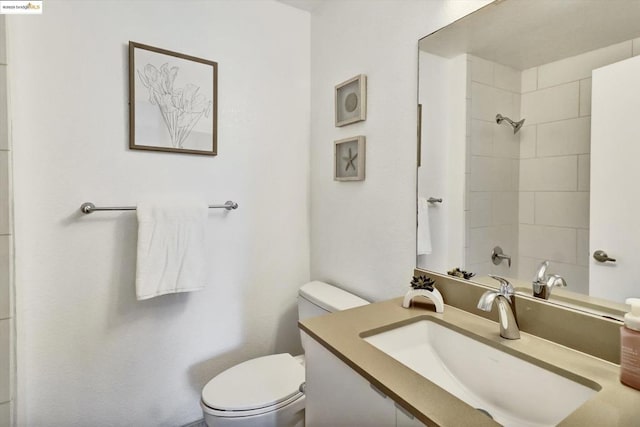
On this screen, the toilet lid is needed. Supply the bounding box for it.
[202,353,305,412]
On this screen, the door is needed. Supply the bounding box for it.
[590,55,640,302]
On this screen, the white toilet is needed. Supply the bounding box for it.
[200,281,369,427]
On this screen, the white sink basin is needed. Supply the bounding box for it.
[363,319,598,427]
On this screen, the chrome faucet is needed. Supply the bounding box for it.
[532,261,567,300]
[477,275,520,340]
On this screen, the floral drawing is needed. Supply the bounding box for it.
[137,63,212,149]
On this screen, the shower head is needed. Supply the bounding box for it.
[496,113,525,134]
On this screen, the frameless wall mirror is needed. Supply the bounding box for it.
[416,0,640,319]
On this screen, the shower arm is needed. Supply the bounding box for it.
[496,113,516,126]
[496,113,525,134]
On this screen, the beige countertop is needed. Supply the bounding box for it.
[299,298,640,426]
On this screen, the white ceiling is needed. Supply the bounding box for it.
[419,0,640,70]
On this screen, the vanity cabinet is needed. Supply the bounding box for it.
[303,332,426,427]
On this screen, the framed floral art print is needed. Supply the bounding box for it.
[129,41,218,156]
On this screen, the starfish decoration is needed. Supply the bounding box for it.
[410,275,435,291]
[343,147,358,172]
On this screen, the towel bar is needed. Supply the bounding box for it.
[80,201,238,214]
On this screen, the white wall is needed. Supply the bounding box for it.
[417,52,466,273]
[9,1,310,426]
[0,14,12,427]
[310,0,491,301]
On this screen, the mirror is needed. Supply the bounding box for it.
[416,0,640,318]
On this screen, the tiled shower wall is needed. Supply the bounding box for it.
[516,40,640,294]
[0,15,11,427]
[466,40,640,292]
[465,55,521,278]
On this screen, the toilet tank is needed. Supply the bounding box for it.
[298,281,369,321]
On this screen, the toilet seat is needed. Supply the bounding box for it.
[201,353,305,418]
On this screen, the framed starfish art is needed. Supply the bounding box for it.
[334,136,365,181]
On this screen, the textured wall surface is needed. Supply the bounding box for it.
[309,0,490,301]
[10,2,310,425]
[0,14,12,427]
[466,54,521,278]
[518,40,640,293]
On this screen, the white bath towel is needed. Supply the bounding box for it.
[135,197,208,300]
[417,197,432,255]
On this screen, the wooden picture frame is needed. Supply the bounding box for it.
[129,41,218,156]
[334,136,366,181]
[335,74,367,127]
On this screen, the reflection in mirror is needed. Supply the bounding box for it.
[416,0,640,316]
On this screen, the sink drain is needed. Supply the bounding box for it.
[476,408,494,420]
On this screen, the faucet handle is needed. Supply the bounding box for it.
[487,274,514,295]
[546,274,567,288]
[491,246,511,267]
[534,260,550,282]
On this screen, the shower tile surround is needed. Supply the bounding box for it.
[466,55,521,279]
[464,39,640,294]
[0,15,11,427]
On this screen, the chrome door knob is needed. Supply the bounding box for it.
[593,250,616,263]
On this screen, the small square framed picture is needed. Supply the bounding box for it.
[335,74,366,127]
[334,136,365,181]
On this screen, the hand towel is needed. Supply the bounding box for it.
[135,197,208,300]
[417,197,432,255]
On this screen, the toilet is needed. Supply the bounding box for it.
[200,281,369,427]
